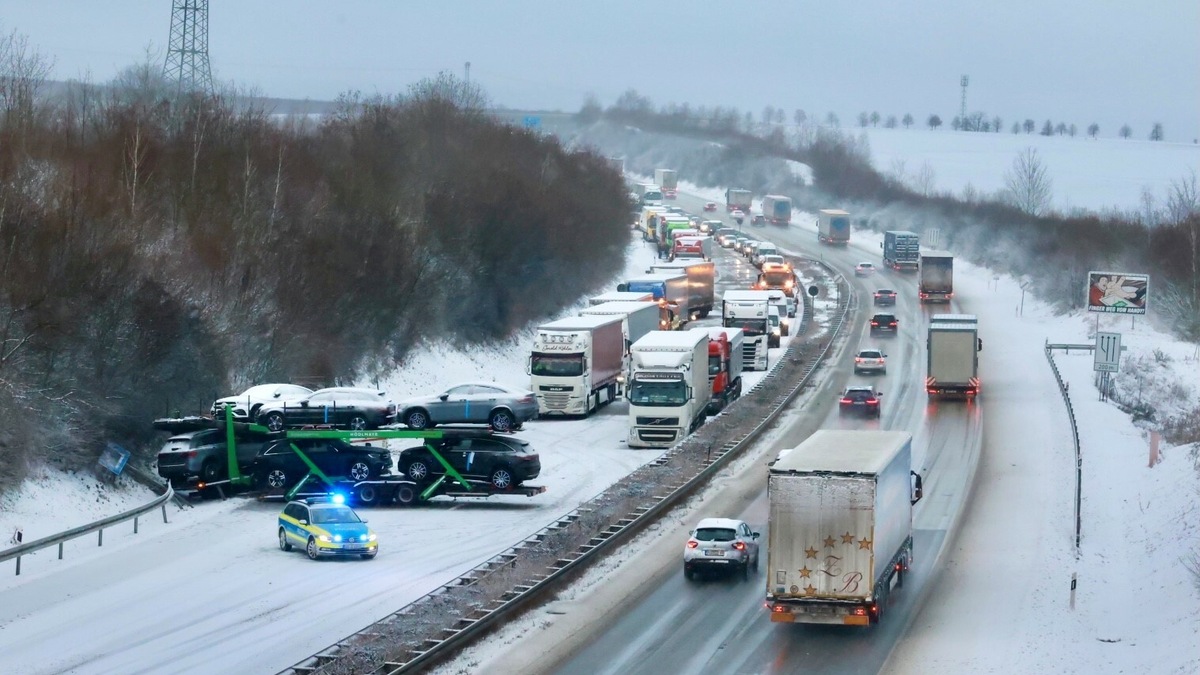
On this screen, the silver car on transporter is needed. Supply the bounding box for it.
[395,382,538,432]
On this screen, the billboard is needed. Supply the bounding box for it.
[1086,272,1148,314]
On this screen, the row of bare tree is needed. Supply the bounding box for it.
[594,90,1200,344]
[0,44,628,486]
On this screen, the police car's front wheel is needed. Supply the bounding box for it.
[278,528,292,551]
[306,537,319,560]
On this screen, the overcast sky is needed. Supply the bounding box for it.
[4,1,1198,141]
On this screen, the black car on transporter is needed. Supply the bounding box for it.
[398,431,541,490]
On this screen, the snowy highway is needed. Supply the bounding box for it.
[453,191,987,674]
[0,231,800,674]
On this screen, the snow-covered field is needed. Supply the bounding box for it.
[853,126,1199,213]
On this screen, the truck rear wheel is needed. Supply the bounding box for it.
[355,483,380,507]
[394,483,418,506]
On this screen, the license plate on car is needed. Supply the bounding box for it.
[342,544,366,550]
[704,549,725,556]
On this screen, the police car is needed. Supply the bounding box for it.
[277,496,378,560]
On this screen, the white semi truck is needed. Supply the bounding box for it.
[722,290,774,368]
[918,251,954,303]
[530,315,625,417]
[626,329,711,448]
[654,168,678,199]
[926,313,981,398]
[580,301,662,353]
[766,430,923,626]
[817,208,851,244]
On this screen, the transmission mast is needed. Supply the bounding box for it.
[959,75,969,126]
[163,0,214,95]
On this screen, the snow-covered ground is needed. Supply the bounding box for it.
[853,126,1200,213]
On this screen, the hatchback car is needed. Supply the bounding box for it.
[703,202,718,212]
[730,209,745,220]
[398,432,541,489]
[873,288,897,306]
[855,262,876,276]
[252,438,392,490]
[839,386,882,417]
[751,213,767,226]
[278,497,377,560]
[256,387,395,432]
[743,241,762,258]
[683,517,760,580]
[396,382,537,431]
[733,236,752,253]
[854,349,887,375]
[869,313,899,335]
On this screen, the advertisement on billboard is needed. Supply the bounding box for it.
[1086,272,1148,314]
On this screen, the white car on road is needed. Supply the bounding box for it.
[683,517,760,580]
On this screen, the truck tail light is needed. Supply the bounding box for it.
[852,607,867,616]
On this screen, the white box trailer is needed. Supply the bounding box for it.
[648,260,716,319]
[926,315,980,398]
[767,430,922,626]
[817,209,851,244]
[589,291,654,306]
[580,301,662,351]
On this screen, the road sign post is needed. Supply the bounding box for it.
[1094,332,1121,373]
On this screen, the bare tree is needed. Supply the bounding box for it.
[773,108,785,125]
[762,104,776,126]
[1011,122,1021,134]
[1150,123,1164,141]
[857,111,869,128]
[825,111,839,127]
[913,162,936,197]
[793,109,807,125]
[884,115,897,129]
[993,116,1002,133]
[869,111,880,127]
[1054,122,1067,135]
[1087,123,1099,138]
[1003,147,1053,216]
[1120,124,1132,139]
[1068,123,1077,137]
[1023,119,1035,134]
[902,113,913,129]
[1040,120,1054,136]
[1165,171,1199,224]
[927,114,942,130]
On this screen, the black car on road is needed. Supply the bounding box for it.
[873,289,897,306]
[398,432,541,490]
[839,386,882,417]
[251,438,392,490]
[870,313,899,335]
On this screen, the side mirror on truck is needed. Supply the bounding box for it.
[977,338,983,351]
[911,471,924,505]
